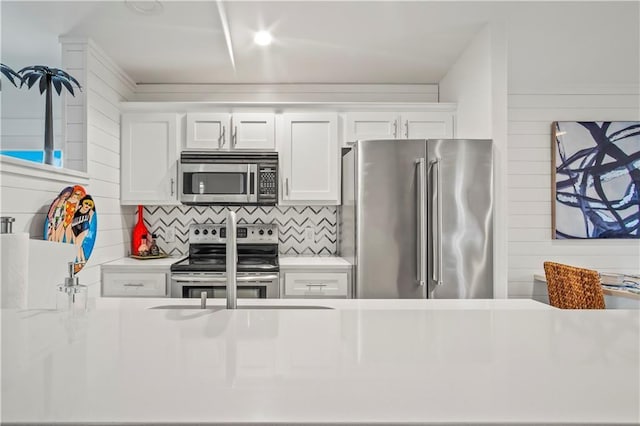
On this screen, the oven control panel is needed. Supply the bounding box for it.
[189,223,278,244]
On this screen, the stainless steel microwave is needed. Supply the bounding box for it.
[178,151,278,205]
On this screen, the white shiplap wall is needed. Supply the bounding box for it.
[507,88,640,299]
[61,39,138,294]
[134,83,439,103]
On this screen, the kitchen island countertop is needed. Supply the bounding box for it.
[2,298,638,425]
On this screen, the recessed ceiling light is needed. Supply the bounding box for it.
[254,31,273,46]
[125,0,163,15]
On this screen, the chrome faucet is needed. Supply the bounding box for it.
[226,210,237,309]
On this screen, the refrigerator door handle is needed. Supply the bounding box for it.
[431,158,443,285]
[416,158,426,286]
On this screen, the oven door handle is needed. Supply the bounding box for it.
[172,275,279,283]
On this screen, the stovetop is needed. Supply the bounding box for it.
[170,223,279,273]
[171,255,279,273]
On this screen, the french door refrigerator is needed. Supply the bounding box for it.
[340,139,493,299]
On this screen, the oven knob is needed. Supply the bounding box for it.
[259,230,264,236]
[267,230,273,236]
[212,229,217,235]
[194,229,200,235]
[203,229,209,235]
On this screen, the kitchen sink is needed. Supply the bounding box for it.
[149,304,333,310]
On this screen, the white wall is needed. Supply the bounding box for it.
[505,2,640,298]
[60,39,137,294]
[439,25,492,139]
[439,21,509,299]
[133,83,439,103]
[0,39,136,297]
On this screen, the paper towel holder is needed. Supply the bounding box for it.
[1,217,15,234]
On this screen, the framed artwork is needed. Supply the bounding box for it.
[44,185,98,273]
[552,121,640,239]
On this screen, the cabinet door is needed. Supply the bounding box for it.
[231,113,275,150]
[284,272,349,298]
[281,113,339,204]
[121,113,179,205]
[344,112,399,144]
[185,112,229,150]
[102,271,167,297]
[400,112,454,139]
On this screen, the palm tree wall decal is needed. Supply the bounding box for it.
[18,66,82,166]
[1,63,22,88]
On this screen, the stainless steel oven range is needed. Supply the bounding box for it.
[170,223,279,298]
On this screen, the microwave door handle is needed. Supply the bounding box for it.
[247,164,252,201]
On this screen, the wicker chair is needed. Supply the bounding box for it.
[543,262,605,309]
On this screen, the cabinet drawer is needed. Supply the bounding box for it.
[102,272,167,297]
[284,272,348,298]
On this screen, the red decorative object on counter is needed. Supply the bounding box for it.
[131,205,149,256]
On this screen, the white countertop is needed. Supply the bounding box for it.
[101,256,350,269]
[102,256,180,268]
[279,255,351,268]
[2,298,638,425]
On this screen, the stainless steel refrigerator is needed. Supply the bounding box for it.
[340,139,493,299]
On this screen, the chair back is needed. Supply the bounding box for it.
[543,262,605,309]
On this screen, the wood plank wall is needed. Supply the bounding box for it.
[0,41,136,297]
[73,41,137,295]
[507,88,640,298]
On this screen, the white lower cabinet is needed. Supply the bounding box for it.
[283,271,350,298]
[102,270,169,297]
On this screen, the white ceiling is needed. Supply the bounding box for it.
[1,1,496,84]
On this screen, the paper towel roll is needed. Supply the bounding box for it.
[1,233,29,309]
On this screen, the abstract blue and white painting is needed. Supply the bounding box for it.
[553,121,640,239]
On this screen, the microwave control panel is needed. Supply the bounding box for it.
[258,166,277,201]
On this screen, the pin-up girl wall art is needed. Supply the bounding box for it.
[44,185,97,273]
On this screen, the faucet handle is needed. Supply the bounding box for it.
[200,291,207,309]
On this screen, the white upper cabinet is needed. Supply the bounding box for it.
[185,112,275,151]
[121,113,180,205]
[231,113,276,150]
[401,112,454,139]
[344,111,454,144]
[344,112,399,143]
[280,113,340,205]
[185,113,228,149]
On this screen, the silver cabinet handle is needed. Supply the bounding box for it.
[285,178,290,197]
[393,120,398,138]
[431,159,443,286]
[404,120,409,138]
[200,291,207,309]
[416,158,426,286]
[123,283,144,287]
[306,283,327,287]
[219,126,226,147]
[170,178,175,196]
[233,125,238,147]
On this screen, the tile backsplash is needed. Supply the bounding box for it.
[143,205,337,256]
